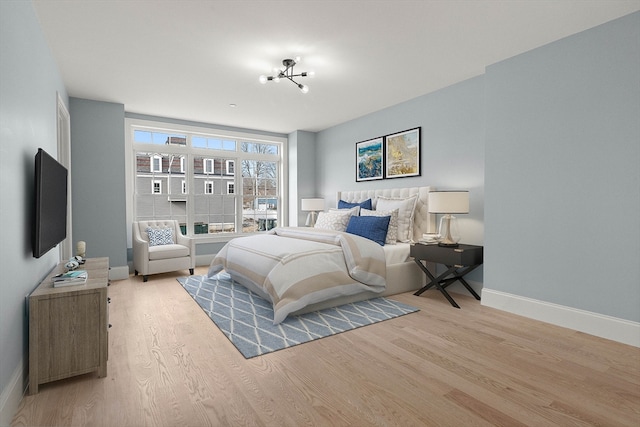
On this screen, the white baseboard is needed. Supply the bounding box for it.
[482,289,640,347]
[0,359,26,427]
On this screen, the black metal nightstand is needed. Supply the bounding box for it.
[410,243,483,308]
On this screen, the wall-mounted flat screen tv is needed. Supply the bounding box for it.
[33,148,68,258]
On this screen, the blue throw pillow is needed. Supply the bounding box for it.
[338,198,373,211]
[345,215,390,246]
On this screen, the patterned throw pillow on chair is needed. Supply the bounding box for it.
[147,227,174,246]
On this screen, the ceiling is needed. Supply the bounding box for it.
[33,1,639,135]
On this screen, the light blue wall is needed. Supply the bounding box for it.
[69,98,128,269]
[316,77,485,243]
[0,1,68,422]
[289,130,318,226]
[315,12,640,325]
[484,12,640,322]
[316,76,486,287]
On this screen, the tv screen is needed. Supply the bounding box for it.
[33,148,68,258]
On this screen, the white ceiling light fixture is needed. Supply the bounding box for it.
[259,56,314,93]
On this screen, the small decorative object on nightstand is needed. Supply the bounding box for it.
[410,243,483,308]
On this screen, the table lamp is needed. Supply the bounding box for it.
[301,198,324,227]
[428,191,469,247]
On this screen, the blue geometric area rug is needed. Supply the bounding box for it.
[177,273,419,359]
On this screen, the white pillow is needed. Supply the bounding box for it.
[376,195,418,242]
[314,211,352,232]
[329,206,360,216]
[361,208,399,245]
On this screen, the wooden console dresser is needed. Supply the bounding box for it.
[28,257,109,394]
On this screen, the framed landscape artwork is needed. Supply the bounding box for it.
[356,137,383,181]
[384,127,420,179]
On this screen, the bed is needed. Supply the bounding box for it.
[208,186,435,323]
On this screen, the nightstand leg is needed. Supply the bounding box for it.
[442,264,482,301]
[458,277,481,300]
[413,259,438,296]
[413,260,461,308]
[432,279,461,308]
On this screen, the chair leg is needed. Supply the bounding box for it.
[189,268,194,275]
[143,275,148,282]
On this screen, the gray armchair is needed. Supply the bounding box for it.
[132,220,195,282]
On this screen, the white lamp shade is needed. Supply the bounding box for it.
[301,198,324,211]
[428,191,469,214]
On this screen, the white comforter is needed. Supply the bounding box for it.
[208,227,387,324]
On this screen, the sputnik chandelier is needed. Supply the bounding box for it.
[259,57,314,93]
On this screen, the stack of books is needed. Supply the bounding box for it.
[52,270,88,287]
[419,233,441,244]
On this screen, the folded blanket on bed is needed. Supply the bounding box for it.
[208,227,386,324]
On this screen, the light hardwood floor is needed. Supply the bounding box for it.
[12,267,640,426]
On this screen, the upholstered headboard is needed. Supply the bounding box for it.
[336,186,436,242]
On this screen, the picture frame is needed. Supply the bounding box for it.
[356,137,384,181]
[384,127,420,179]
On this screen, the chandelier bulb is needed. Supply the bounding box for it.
[260,58,313,92]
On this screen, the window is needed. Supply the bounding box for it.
[129,119,285,238]
[135,130,187,146]
[241,158,278,231]
[134,150,187,224]
[242,141,279,155]
[151,155,162,173]
[203,158,214,174]
[192,136,236,151]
